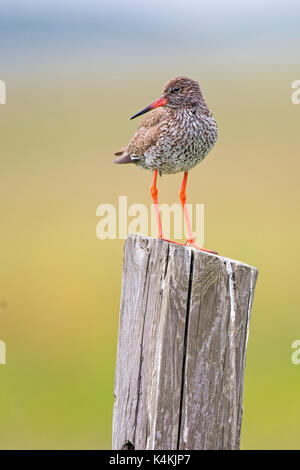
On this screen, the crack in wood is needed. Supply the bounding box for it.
[121,440,135,450]
[133,243,151,445]
[177,249,194,449]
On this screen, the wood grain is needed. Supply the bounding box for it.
[112,234,258,450]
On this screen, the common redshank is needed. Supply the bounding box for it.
[114,76,218,252]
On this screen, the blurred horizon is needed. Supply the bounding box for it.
[1,0,300,74]
[1,0,300,450]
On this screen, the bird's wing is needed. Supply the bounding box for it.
[114,108,165,162]
[137,107,165,130]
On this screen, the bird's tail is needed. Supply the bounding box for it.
[113,151,134,164]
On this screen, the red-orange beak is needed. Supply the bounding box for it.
[130,97,167,120]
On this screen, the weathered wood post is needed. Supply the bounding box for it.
[112,234,258,450]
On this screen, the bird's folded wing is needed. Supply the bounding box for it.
[125,108,165,157]
[114,108,165,163]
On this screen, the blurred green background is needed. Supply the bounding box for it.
[0,0,300,449]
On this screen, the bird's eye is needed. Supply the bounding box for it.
[172,86,181,93]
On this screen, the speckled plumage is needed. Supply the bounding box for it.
[114,77,218,175]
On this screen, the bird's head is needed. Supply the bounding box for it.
[163,77,203,109]
[130,76,204,120]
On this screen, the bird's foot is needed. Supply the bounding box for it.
[159,237,218,254]
[184,239,218,255]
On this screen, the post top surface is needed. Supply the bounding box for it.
[127,233,258,274]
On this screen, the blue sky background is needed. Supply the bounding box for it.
[1,0,299,80]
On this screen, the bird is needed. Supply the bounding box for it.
[114,76,218,253]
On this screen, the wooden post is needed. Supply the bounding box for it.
[112,234,258,450]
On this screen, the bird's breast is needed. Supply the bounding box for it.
[140,107,217,174]
[160,109,217,154]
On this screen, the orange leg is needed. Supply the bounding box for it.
[180,172,218,254]
[150,170,185,245]
[150,170,163,239]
